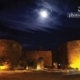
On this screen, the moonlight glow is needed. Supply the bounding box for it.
[39,10,49,18]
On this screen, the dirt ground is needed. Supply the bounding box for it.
[0,71,80,80]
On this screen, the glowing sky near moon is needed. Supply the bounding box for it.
[0,0,80,50]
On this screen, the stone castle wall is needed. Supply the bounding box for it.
[59,40,80,69]
[37,51,52,67]
[0,39,52,69]
[0,39,22,69]
[67,40,80,69]
[22,51,52,68]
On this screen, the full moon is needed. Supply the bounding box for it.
[39,10,49,18]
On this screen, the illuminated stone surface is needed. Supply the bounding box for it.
[59,40,80,70]
[0,39,22,69]
[37,51,52,67]
[22,51,52,69]
[37,57,44,70]
[67,41,80,70]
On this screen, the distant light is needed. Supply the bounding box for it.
[39,9,49,19]
[0,65,9,70]
[37,64,41,70]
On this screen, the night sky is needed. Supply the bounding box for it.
[0,0,80,50]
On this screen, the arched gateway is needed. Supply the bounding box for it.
[37,57,44,70]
